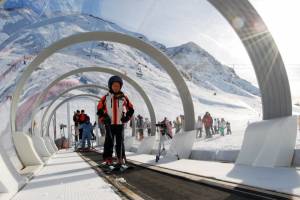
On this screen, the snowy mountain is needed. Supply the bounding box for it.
[0,6,262,134]
[0,7,39,35]
[165,42,260,97]
[0,11,259,97]
[1,0,101,22]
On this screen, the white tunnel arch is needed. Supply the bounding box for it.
[11,31,195,135]
[39,84,109,136]
[10,1,293,136]
[30,67,157,136]
[45,94,101,137]
[0,3,297,199]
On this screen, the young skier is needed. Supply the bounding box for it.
[136,114,144,140]
[78,110,87,141]
[226,121,232,135]
[219,118,226,136]
[213,118,219,134]
[144,117,152,136]
[97,75,134,171]
[195,116,203,138]
[73,110,80,150]
[80,116,93,152]
[155,117,173,162]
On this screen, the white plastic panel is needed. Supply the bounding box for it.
[12,132,44,167]
[236,116,297,167]
[166,130,196,159]
[0,145,27,199]
[31,136,52,158]
[43,137,56,154]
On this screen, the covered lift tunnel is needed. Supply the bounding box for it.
[0,0,299,199]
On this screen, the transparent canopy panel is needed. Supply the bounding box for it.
[248,0,300,147]
[249,0,300,112]
[9,0,300,153]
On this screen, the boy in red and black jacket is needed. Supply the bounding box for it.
[97,75,134,167]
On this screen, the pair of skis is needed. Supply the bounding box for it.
[99,162,133,173]
[100,125,132,173]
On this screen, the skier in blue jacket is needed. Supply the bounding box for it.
[80,116,93,151]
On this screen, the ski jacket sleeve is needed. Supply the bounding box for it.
[97,95,108,123]
[123,95,134,118]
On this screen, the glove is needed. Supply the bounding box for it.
[97,109,104,116]
[126,108,134,118]
[103,114,111,125]
[121,115,130,123]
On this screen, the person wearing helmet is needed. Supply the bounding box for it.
[97,75,134,169]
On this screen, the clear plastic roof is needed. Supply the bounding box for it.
[0,0,299,149]
[1,0,299,101]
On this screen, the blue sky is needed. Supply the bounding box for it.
[98,0,251,65]
[96,0,300,101]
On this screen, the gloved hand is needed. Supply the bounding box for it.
[103,114,111,125]
[97,109,104,116]
[121,115,130,123]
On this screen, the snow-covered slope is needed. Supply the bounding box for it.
[166,42,260,97]
[0,7,263,150]
[0,7,39,35]
[0,13,259,101]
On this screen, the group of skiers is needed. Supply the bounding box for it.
[73,109,95,151]
[132,114,152,140]
[71,75,235,171]
[195,112,232,138]
[132,114,183,141]
[133,114,185,141]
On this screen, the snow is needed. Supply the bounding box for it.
[166,42,260,97]
[0,5,299,198]
[126,153,300,196]
[12,149,121,200]
[0,8,298,166]
[0,9,268,162]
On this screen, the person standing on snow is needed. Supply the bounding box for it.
[219,118,226,136]
[97,75,134,168]
[218,118,221,133]
[80,116,93,151]
[173,117,182,134]
[144,117,152,136]
[213,118,219,134]
[202,112,213,138]
[156,117,173,152]
[226,121,232,135]
[136,114,144,140]
[195,116,203,138]
[78,110,87,140]
[73,110,80,142]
